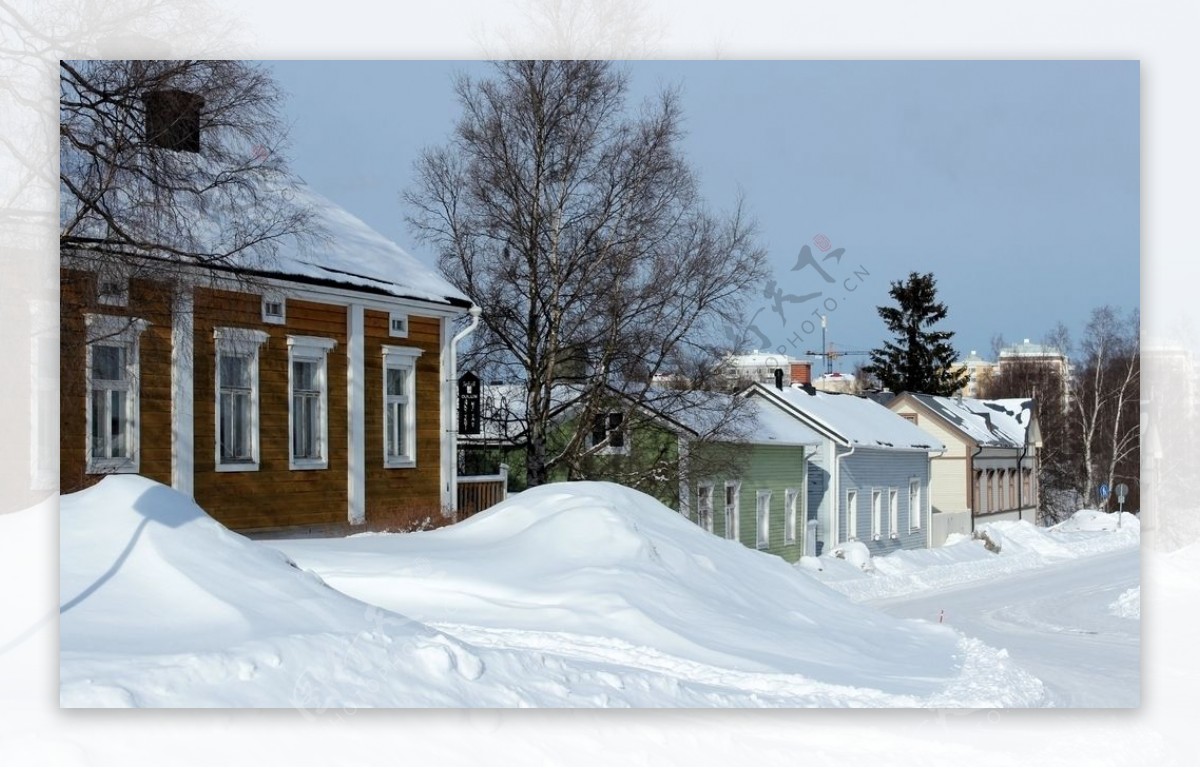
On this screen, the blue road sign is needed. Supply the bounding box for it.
[1099,483,1110,500]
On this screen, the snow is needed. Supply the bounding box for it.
[902,393,1034,448]
[1110,587,1140,619]
[751,383,944,450]
[262,181,468,306]
[61,475,1051,707]
[806,513,1140,604]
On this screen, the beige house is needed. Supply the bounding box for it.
[887,393,1041,546]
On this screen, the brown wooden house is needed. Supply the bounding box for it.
[60,184,477,534]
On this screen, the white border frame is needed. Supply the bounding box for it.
[213,327,269,473]
[382,344,424,468]
[287,335,337,471]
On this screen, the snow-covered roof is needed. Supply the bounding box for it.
[901,394,1035,449]
[258,182,468,306]
[749,383,944,451]
[465,384,820,448]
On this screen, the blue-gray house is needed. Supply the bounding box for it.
[746,382,945,554]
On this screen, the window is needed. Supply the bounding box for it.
[784,488,799,544]
[288,336,336,470]
[214,328,269,471]
[590,412,627,453]
[871,489,882,539]
[85,314,147,473]
[756,490,771,549]
[96,274,129,307]
[889,489,899,537]
[909,478,922,530]
[261,293,286,324]
[846,489,858,540]
[724,481,740,541]
[388,312,408,338]
[383,345,423,467]
[697,484,714,533]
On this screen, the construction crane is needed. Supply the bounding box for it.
[804,344,872,376]
[805,315,871,376]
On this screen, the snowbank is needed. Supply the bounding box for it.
[1053,508,1140,533]
[62,477,1044,707]
[806,516,1140,604]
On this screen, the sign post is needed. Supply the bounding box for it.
[1115,482,1129,528]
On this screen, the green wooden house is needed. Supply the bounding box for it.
[462,384,821,562]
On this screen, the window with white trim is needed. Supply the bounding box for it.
[214,327,269,471]
[383,345,423,467]
[889,488,899,537]
[697,484,714,533]
[96,274,129,307]
[724,480,740,541]
[261,293,286,324]
[784,488,799,544]
[85,314,147,473]
[388,312,408,338]
[288,335,336,470]
[846,488,858,540]
[871,489,882,539]
[909,478,922,531]
[756,490,771,549]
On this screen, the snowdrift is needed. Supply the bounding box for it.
[62,476,1043,706]
[272,481,1043,704]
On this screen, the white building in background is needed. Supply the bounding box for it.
[950,350,995,398]
[721,351,813,388]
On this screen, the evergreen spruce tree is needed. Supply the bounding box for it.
[864,272,968,396]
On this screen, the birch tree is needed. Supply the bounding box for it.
[1073,306,1140,510]
[405,60,767,488]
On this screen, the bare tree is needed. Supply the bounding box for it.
[60,59,311,290]
[406,60,768,488]
[1073,306,1140,511]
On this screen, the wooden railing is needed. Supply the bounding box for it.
[457,464,509,520]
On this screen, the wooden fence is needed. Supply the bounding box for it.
[457,464,509,520]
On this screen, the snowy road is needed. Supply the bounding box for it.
[868,548,1140,707]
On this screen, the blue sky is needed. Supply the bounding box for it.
[267,60,1139,366]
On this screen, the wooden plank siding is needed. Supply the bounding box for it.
[192,288,349,531]
[838,448,930,555]
[362,309,446,529]
[59,270,175,493]
[687,443,808,563]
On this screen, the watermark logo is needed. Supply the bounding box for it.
[728,234,870,357]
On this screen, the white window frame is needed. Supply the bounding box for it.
[84,314,148,474]
[846,488,858,541]
[724,480,741,541]
[261,292,286,325]
[383,345,424,468]
[697,483,714,533]
[871,489,883,540]
[96,273,129,308]
[214,327,269,472]
[756,490,771,549]
[784,488,799,544]
[388,311,409,338]
[287,335,336,470]
[889,488,900,537]
[909,477,922,531]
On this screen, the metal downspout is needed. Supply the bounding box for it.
[448,306,482,515]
